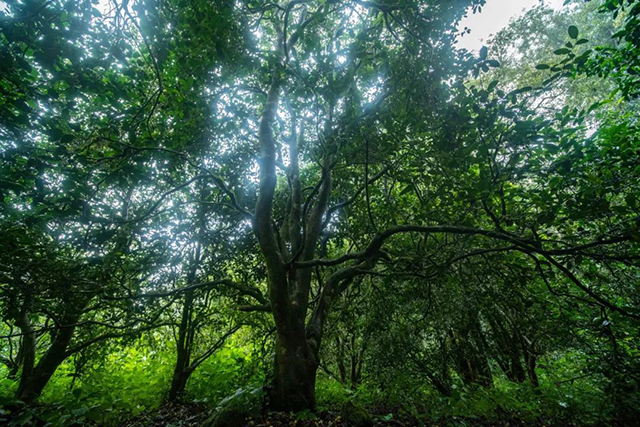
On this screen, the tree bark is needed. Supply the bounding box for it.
[269,333,318,412]
[450,328,493,388]
[17,320,77,403]
[509,349,526,383]
[336,336,347,385]
[15,311,35,392]
[255,67,321,411]
[168,289,195,401]
[523,346,539,388]
[169,369,193,401]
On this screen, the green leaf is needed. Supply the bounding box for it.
[479,46,488,61]
[508,86,533,97]
[535,64,550,70]
[611,30,626,39]
[587,101,601,114]
[568,25,579,39]
[554,48,571,55]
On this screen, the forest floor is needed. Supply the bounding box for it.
[119,402,552,427]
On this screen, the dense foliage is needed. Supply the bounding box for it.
[1,0,639,425]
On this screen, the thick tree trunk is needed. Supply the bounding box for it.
[168,343,192,401]
[17,322,76,403]
[169,369,193,401]
[254,28,331,410]
[269,334,318,412]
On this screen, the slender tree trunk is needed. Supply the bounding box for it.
[7,357,20,380]
[168,290,194,401]
[349,333,364,389]
[336,336,347,385]
[524,349,539,388]
[510,349,526,383]
[427,373,452,397]
[476,354,493,388]
[15,311,35,392]
[432,336,452,396]
[499,338,526,382]
[450,329,493,388]
[471,321,494,388]
[352,340,366,389]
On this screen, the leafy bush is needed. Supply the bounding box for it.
[187,346,262,404]
[315,378,351,411]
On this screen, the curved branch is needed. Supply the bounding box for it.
[322,165,389,230]
[189,325,242,371]
[103,279,267,305]
[297,224,639,319]
[296,225,635,269]
[542,254,640,319]
[65,322,173,357]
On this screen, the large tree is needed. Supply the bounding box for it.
[242,0,639,411]
[1,0,639,415]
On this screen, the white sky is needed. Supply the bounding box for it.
[457,0,566,52]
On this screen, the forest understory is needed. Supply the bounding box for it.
[116,403,603,427]
[12,401,634,427]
